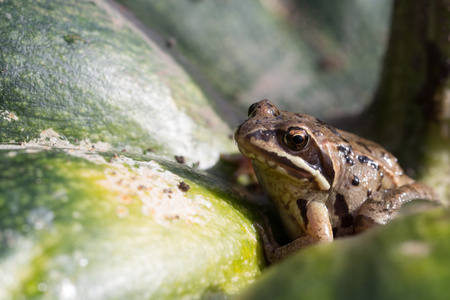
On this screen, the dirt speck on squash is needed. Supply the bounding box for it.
[178,181,190,192]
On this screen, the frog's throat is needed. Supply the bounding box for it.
[240,147,331,191]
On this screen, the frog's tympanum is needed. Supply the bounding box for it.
[234,100,440,263]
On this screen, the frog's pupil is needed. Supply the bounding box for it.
[292,135,304,144]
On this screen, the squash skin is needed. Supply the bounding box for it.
[0,147,262,299]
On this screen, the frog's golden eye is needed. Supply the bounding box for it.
[284,127,310,151]
[247,102,259,118]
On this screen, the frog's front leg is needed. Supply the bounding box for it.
[256,201,333,264]
[354,182,440,233]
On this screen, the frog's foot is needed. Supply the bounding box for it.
[255,219,316,264]
[354,182,440,234]
[253,213,279,250]
[255,201,333,264]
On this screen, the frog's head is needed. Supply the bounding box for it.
[234,99,336,192]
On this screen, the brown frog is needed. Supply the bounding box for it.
[234,100,440,263]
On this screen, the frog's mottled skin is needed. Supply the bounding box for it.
[234,100,440,263]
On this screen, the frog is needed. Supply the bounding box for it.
[234,99,440,263]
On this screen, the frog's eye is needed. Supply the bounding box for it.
[247,102,259,118]
[284,127,310,151]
